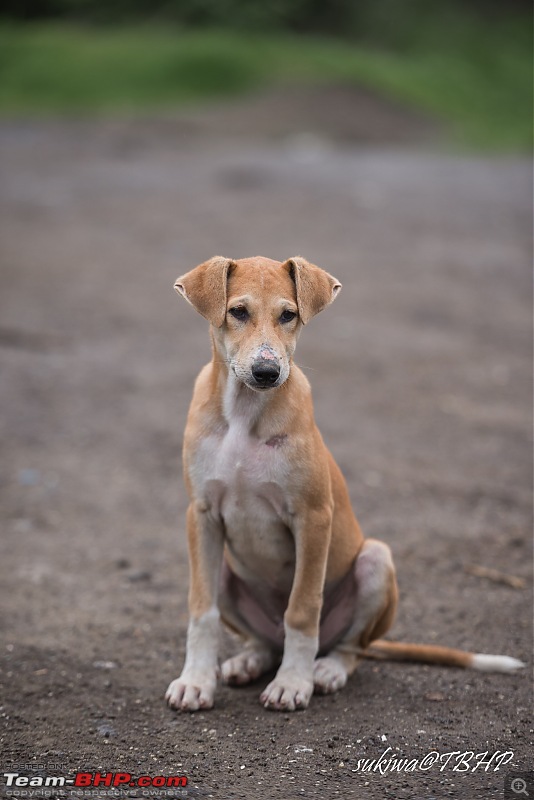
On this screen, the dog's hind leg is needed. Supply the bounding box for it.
[313,539,398,694]
[221,637,280,686]
[218,564,282,686]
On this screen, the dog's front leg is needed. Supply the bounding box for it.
[166,502,224,711]
[260,508,331,711]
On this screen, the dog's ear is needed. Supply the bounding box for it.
[174,256,235,327]
[282,256,342,324]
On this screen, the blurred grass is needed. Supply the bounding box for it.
[0,20,531,150]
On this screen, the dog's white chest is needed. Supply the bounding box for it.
[195,422,290,519]
[191,418,294,579]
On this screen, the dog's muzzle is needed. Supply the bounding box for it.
[251,359,281,388]
[250,344,280,389]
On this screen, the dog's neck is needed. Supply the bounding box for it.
[221,370,271,433]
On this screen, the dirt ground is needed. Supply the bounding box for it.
[0,87,532,800]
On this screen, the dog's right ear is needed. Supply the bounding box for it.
[174,256,235,327]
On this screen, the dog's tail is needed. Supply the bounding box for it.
[360,640,525,673]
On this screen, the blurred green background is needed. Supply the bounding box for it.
[0,0,531,150]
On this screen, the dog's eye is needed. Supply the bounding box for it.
[280,309,297,323]
[229,306,249,321]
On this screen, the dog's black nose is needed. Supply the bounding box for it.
[251,361,280,386]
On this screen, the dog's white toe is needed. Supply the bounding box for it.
[260,672,313,711]
[313,656,348,694]
[222,646,277,686]
[165,673,216,712]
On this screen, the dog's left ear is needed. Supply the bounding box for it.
[174,256,235,327]
[282,256,342,324]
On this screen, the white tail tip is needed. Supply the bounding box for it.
[471,654,526,673]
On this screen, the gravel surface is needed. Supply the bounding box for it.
[0,90,531,799]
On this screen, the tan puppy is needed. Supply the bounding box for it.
[166,255,524,712]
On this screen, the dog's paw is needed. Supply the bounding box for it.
[260,672,313,711]
[222,646,277,686]
[165,671,217,712]
[313,656,348,695]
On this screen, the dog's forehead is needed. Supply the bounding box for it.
[228,257,296,300]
